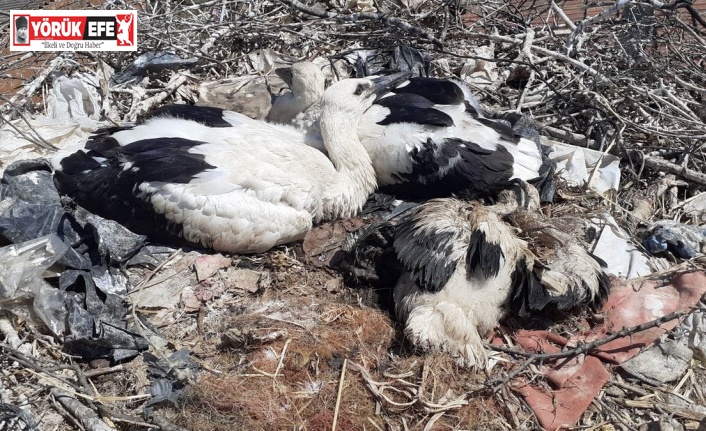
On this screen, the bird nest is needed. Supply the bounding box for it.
[1,1,706,430]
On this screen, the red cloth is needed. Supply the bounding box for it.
[509,271,706,431]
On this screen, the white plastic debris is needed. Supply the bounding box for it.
[590,213,667,278]
[47,74,101,122]
[675,302,706,361]
[0,73,110,175]
[548,142,621,196]
[0,235,70,336]
[680,192,706,224]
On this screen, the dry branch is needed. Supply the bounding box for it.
[3,56,68,111]
[277,0,445,47]
[126,74,189,121]
[640,154,706,186]
[487,309,687,392]
[617,397,706,421]
[565,0,632,54]
[50,390,117,431]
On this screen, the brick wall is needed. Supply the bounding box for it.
[462,0,706,28]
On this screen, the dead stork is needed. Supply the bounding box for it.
[52,74,409,254]
[343,183,609,368]
[267,62,556,202]
[507,209,610,316]
[392,187,537,367]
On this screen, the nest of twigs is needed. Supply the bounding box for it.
[1,1,706,430]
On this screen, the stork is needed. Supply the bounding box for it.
[392,186,537,367]
[343,182,609,367]
[52,74,409,254]
[268,62,556,202]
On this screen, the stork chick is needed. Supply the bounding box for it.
[268,62,556,202]
[342,183,610,368]
[392,186,538,367]
[267,62,325,126]
[52,74,409,254]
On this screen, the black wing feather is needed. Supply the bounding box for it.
[506,258,549,317]
[393,201,470,293]
[54,136,215,248]
[383,138,515,199]
[392,77,465,105]
[375,94,454,127]
[147,105,232,128]
[466,230,504,278]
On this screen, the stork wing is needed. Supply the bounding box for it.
[54,134,217,246]
[383,137,515,199]
[393,198,471,292]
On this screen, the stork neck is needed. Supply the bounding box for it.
[318,108,377,218]
[299,90,320,111]
[320,110,367,171]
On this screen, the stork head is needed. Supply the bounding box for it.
[276,62,325,100]
[321,72,412,116]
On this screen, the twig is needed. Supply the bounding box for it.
[331,357,348,431]
[3,56,67,110]
[0,316,28,352]
[83,365,125,378]
[550,1,577,30]
[93,406,153,429]
[144,413,191,431]
[639,153,706,186]
[274,338,291,377]
[200,26,233,55]
[542,126,593,147]
[0,95,58,151]
[49,391,87,431]
[278,0,445,47]
[348,361,468,413]
[514,28,537,111]
[50,389,117,431]
[616,397,706,421]
[1,344,83,392]
[127,249,182,295]
[459,33,607,81]
[126,74,189,121]
[659,0,706,29]
[565,0,633,54]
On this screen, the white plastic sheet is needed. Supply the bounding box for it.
[46,74,101,121]
[590,214,669,279]
[0,73,109,175]
[548,142,621,196]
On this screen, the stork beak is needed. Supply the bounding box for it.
[370,72,412,101]
[275,67,293,86]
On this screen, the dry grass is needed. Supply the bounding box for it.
[174,295,397,430]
